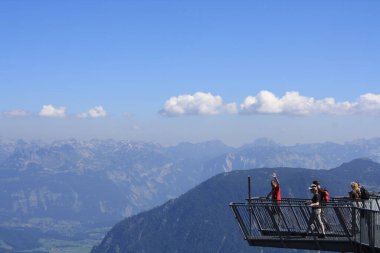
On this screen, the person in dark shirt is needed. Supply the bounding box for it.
[305,184,326,238]
[312,180,330,230]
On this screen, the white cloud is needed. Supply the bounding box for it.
[240,91,317,115]
[160,92,237,116]
[39,105,66,118]
[240,91,380,116]
[78,106,107,118]
[2,110,30,118]
[357,93,380,112]
[161,90,380,117]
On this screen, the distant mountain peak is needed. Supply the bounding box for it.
[252,138,279,146]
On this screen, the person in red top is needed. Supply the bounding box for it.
[267,172,281,203]
[266,172,282,227]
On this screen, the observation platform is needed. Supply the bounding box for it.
[230,195,380,252]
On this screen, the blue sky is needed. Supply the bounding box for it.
[1,1,380,146]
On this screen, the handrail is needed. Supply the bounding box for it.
[231,202,355,237]
[230,196,380,252]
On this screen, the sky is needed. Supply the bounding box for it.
[1,0,380,146]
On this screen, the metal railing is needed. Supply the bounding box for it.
[352,208,380,248]
[230,197,380,252]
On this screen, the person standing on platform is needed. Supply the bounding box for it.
[312,180,330,230]
[267,172,281,203]
[349,182,362,202]
[305,184,326,238]
[266,172,282,227]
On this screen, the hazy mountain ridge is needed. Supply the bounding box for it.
[91,159,380,253]
[213,138,380,172]
[0,139,231,247]
[2,138,380,223]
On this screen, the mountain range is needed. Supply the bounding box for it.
[1,138,380,252]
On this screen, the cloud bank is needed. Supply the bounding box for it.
[161,91,380,116]
[39,105,66,118]
[159,92,237,116]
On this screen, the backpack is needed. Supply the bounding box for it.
[320,188,330,202]
[360,186,370,200]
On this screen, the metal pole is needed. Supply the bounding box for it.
[248,176,252,236]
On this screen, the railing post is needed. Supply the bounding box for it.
[248,176,252,236]
[375,197,380,211]
[369,210,374,249]
[352,207,356,242]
